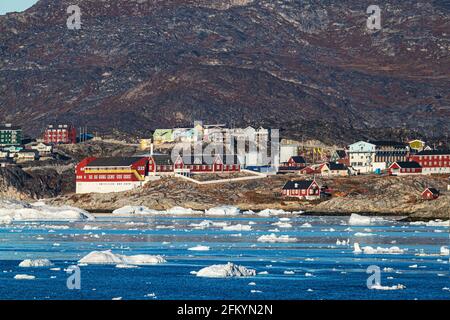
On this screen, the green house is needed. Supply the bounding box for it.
[0,125,22,146]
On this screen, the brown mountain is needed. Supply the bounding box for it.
[0,0,449,143]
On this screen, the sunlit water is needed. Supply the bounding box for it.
[0,214,448,300]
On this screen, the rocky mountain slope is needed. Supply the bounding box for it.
[0,0,449,143]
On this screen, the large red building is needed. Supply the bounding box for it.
[44,124,76,144]
[76,154,241,194]
[76,157,150,194]
[408,150,450,174]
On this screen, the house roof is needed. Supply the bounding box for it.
[415,150,450,156]
[423,187,439,195]
[86,157,145,167]
[329,163,347,171]
[0,125,21,131]
[290,156,306,164]
[335,150,347,158]
[393,161,422,168]
[283,180,316,190]
[369,140,408,148]
[152,154,173,165]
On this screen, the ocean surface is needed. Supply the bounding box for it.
[0,214,448,300]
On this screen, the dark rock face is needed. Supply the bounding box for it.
[0,0,449,143]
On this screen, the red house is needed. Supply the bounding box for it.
[76,157,150,194]
[279,156,307,172]
[388,161,422,176]
[44,124,76,144]
[282,179,321,200]
[421,188,440,200]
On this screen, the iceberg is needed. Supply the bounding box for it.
[354,243,405,254]
[78,250,166,265]
[370,284,406,290]
[0,199,94,222]
[222,224,252,231]
[196,262,256,278]
[205,206,240,216]
[257,234,297,243]
[14,274,35,280]
[256,209,288,216]
[440,246,449,256]
[188,245,210,251]
[272,221,292,228]
[19,259,53,267]
[410,220,449,227]
[165,206,203,215]
[348,214,385,226]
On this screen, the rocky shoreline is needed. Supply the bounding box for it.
[46,174,450,220]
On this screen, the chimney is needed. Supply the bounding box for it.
[294,183,298,188]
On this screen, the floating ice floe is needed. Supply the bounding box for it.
[0,199,94,222]
[78,250,166,265]
[14,274,35,280]
[83,225,100,230]
[348,214,387,225]
[300,223,312,228]
[115,264,139,269]
[354,232,375,237]
[272,221,292,228]
[166,206,203,215]
[196,262,256,278]
[440,246,449,256]
[410,220,449,227]
[369,284,406,290]
[222,224,252,231]
[205,206,240,216]
[112,205,159,215]
[19,259,53,267]
[353,243,405,254]
[256,209,288,216]
[257,234,297,243]
[188,245,210,251]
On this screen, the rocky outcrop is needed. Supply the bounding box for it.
[0,0,449,143]
[48,174,450,219]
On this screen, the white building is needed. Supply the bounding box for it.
[348,141,376,173]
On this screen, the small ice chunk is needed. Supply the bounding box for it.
[19,259,53,267]
[196,262,256,278]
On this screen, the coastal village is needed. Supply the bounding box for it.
[0,122,449,217]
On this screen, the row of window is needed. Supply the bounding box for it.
[77,174,133,180]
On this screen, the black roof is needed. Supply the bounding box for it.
[152,154,173,165]
[394,161,422,168]
[290,156,306,163]
[0,125,21,131]
[415,150,450,156]
[335,150,347,158]
[329,163,347,171]
[87,157,145,167]
[283,180,316,190]
[369,140,407,148]
[426,188,439,194]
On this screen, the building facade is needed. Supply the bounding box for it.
[0,124,22,146]
[348,141,376,173]
[76,157,150,194]
[44,124,76,144]
[408,150,450,174]
[388,161,422,175]
[282,179,321,200]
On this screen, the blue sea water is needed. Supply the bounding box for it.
[0,215,448,300]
